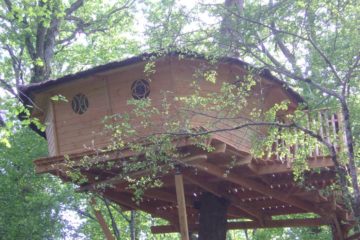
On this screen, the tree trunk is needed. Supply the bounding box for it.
[340,100,360,222]
[198,192,229,240]
[219,0,244,56]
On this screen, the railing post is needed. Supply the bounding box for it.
[331,113,338,151]
[337,110,347,155]
[305,111,314,157]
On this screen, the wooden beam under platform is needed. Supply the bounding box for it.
[34,137,223,174]
[34,136,352,234]
[247,156,334,176]
[102,189,178,224]
[191,162,328,217]
[77,154,208,192]
[151,218,332,234]
[183,172,266,222]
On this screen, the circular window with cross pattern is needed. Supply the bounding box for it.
[131,79,150,99]
[71,93,89,114]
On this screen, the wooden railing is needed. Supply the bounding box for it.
[265,108,344,165]
[306,108,344,157]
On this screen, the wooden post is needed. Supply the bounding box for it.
[175,173,190,240]
[91,198,116,240]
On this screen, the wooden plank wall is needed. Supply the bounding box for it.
[170,58,290,154]
[42,56,294,156]
[47,59,175,155]
[52,76,110,154]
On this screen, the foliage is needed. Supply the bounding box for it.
[83,201,180,240]
[0,127,80,239]
[0,0,359,239]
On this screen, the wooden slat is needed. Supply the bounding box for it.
[331,113,338,150]
[47,100,60,156]
[323,110,331,144]
[305,111,313,157]
[104,76,114,115]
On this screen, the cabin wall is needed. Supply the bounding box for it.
[50,76,108,154]
[41,56,294,156]
[169,58,287,153]
[47,58,175,155]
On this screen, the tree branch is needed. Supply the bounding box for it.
[109,202,131,223]
[74,208,97,221]
[65,0,84,17]
[3,0,13,12]
[103,198,120,240]
[268,1,301,74]
[306,36,343,84]
[343,52,360,86]
[223,6,345,93]
[4,45,21,84]
[244,43,342,99]
[0,78,16,97]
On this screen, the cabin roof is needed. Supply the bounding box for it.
[18,51,304,104]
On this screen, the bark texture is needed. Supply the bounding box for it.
[219,0,244,56]
[198,192,229,240]
[340,100,360,220]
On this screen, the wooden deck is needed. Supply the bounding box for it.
[34,109,353,236]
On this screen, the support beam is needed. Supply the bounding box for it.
[144,189,193,207]
[183,172,264,222]
[103,190,177,224]
[34,136,216,174]
[175,174,190,240]
[34,148,138,173]
[78,154,208,192]
[192,162,326,216]
[151,218,331,234]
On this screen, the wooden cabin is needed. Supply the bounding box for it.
[20,52,353,239]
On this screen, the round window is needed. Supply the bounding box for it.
[131,79,150,99]
[71,93,89,114]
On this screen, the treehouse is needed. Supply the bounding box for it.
[20,52,353,239]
